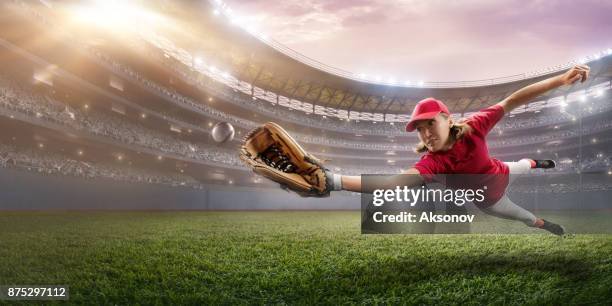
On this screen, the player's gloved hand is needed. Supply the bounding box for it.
[240,122,342,197]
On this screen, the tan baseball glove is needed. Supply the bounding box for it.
[240,122,337,197]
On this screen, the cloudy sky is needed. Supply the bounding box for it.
[224,0,611,82]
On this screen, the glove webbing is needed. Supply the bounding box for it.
[259,145,297,173]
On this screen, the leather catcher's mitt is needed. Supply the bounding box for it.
[240,122,333,197]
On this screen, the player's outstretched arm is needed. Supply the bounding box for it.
[241,122,424,197]
[339,168,423,193]
[497,64,590,113]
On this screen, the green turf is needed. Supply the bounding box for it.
[0,211,610,305]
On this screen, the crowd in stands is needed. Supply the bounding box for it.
[87,41,612,139]
[0,143,204,188]
[84,49,612,152]
[87,49,256,130]
[0,75,244,169]
[508,181,611,193]
[2,74,611,175]
[578,155,612,172]
[141,40,612,136]
[3,142,608,193]
[489,120,612,147]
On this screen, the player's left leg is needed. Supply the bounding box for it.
[480,195,565,235]
[481,158,565,235]
[481,194,537,226]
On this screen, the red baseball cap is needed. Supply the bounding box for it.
[405,98,450,132]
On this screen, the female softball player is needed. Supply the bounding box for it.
[333,64,590,235]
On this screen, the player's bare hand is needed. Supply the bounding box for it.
[560,64,590,85]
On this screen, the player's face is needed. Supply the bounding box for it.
[415,114,452,152]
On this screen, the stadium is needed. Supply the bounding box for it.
[0,0,610,304]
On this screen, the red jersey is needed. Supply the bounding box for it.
[413,104,509,207]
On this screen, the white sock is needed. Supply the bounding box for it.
[481,195,538,227]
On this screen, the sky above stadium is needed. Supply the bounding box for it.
[224,0,611,82]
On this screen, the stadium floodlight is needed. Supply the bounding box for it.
[375,76,382,82]
[194,57,203,66]
[577,57,588,64]
[596,89,604,96]
[68,0,166,31]
[580,95,587,102]
[213,9,220,16]
[387,77,395,84]
[418,80,424,87]
[606,48,612,55]
[404,80,411,86]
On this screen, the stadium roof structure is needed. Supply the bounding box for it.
[152,0,612,116]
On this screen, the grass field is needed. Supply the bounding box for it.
[0,211,611,305]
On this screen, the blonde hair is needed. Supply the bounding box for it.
[413,114,472,153]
